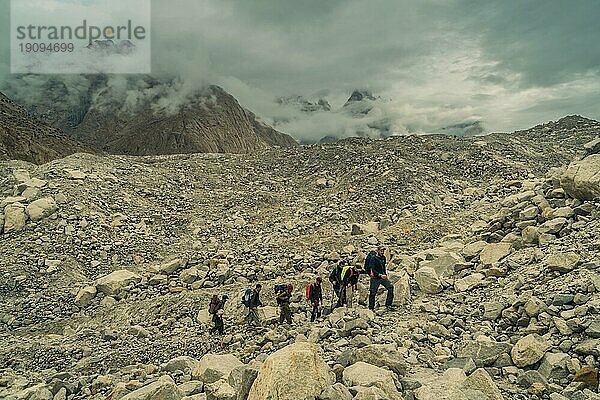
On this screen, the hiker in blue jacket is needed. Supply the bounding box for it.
[367,246,395,311]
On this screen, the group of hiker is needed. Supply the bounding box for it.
[208,246,395,334]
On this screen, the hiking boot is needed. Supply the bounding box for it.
[386,305,398,311]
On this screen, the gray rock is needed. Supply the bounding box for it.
[95,270,142,296]
[74,286,97,308]
[538,352,570,380]
[3,202,27,233]
[350,344,407,376]
[227,361,261,400]
[511,334,550,368]
[120,376,183,400]
[560,155,600,200]
[343,362,403,400]
[456,338,512,367]
[415,266,442,294]
[319,383,353,400]
[25,197,58,221]
[192,354,243,384]
[546,252,581,273]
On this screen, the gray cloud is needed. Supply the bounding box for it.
[1,0,599,140]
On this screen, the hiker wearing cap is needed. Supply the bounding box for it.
[276,284,293,325]
[308,277,323,322]
[367,247,395,311]
[209,294,228,334]
[246,284,262,326]
[328,260,345,308]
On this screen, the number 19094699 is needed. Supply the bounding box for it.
[19,43,75,53]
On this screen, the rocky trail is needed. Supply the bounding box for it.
[2,116,600,400]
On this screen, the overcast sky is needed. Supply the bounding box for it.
[1,0,599,138]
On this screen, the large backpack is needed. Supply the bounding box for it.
[364,251,376,275]
[274,284,287,295]
[305,283,312,301]
[241,288,252,307]
[341,265,351,281]
[208,295,220,315]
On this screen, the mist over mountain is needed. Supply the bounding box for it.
[2,75,297,156]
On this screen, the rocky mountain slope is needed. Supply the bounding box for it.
[3,77,298,156]
[74,85,298,156]
[1,115,600,400]
[0,92,93,164]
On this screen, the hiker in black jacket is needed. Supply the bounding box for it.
[368,246,395,310]
[308,277,323,322]
[329,261,345,308]
[342,265,361,308]
[246,284,262,326]
[209,294,228,334]
[276,284,293,325]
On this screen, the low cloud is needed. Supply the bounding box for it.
[1,0,599,141]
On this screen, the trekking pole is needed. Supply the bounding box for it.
[330,286,335,311]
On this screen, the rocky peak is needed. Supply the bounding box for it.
[345,89,376,104]
[3,76,298,156]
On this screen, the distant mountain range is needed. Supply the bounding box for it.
[275,89,485,143]
[2,75,598,164]
[2,75,298,161]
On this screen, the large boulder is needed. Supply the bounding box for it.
[162,356,199,374]
[415,368,503,400]
[538,352,570,380]
[25,197,58,221]
[248,342,333,400]
[419,251,464,278]
[414,267,442,294]
[151,258,188,275]
[414,368,467,400]
[352,386,389,400]
[228,361,261,400]
[351,222,379,236]
[454,273,484,293]
[460,368,503,400]
[75,286,97,307]
[545,252,581,273]
[350,344,407,376]
[479,243,511,266]
[560,155,600,200]
[392,271,411,305]
[319,383,353,400]
[462,241,487,259]
[511,334,550,368]
[192,354,243,384]
[3,202,27,233]
[95,270,142,296]
[205,379,236,400]
[120,375,183,400]
[456,338,512,367]
[539,218,568,235]
[343,362,403,400]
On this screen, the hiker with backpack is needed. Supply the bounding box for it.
[276,284,293,325]
[306,277,323,322]
[341,263,361,308]
[244,284,262,326]
[366,246,395,311]
[328,261,345,308]
[209,294,228,334]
